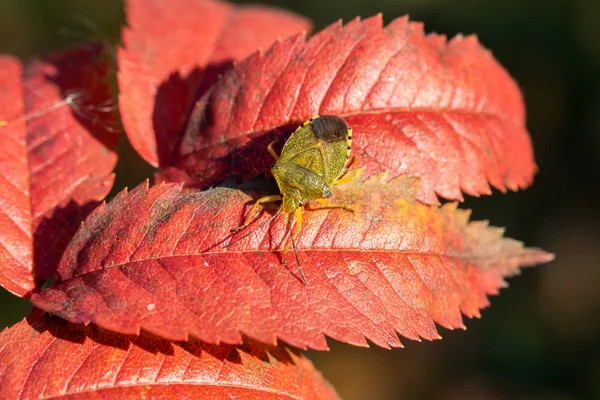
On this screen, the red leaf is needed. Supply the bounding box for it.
[0,311,339,399]
[171,15,534,204]
[118,0,312,167]
[0,58,33,297]
[0,45,118,297]
[32,175,553,350]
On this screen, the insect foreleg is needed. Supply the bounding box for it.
[334,157,363,185]
[291,208,306,283]
[267,139,279,161]
[332,174,355,185]
[280,208,306,283]
[309,198,355,213]
[231,195,282,233]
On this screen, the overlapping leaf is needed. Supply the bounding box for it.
[168,15,535,204]
[32,173,553,350]
[0,45,118,297]
[118,0,312,167]
[0,311,339,399]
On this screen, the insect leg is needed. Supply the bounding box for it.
[293,207,303,240]
[231,195,282,233]
[282,206,303,253]
[267,139,279,161]
[334,157,363,185]
[290,208,307,284]
[224,206,282,249]
[309,198,355,213]
[332,174,355,185]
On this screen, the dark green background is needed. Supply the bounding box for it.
[1,0,599,399]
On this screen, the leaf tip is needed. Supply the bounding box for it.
[459,33,481,47]
[528,249,556,265]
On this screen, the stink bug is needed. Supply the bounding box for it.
[227,115,356,283]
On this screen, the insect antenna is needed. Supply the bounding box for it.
[289,228,307,284]
[224,206,282,249]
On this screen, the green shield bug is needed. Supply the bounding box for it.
[226,115,356,283]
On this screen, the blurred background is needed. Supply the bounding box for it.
[0,0,598,399]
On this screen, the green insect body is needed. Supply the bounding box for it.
[272,115,352,213]
[228,114,354,283]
